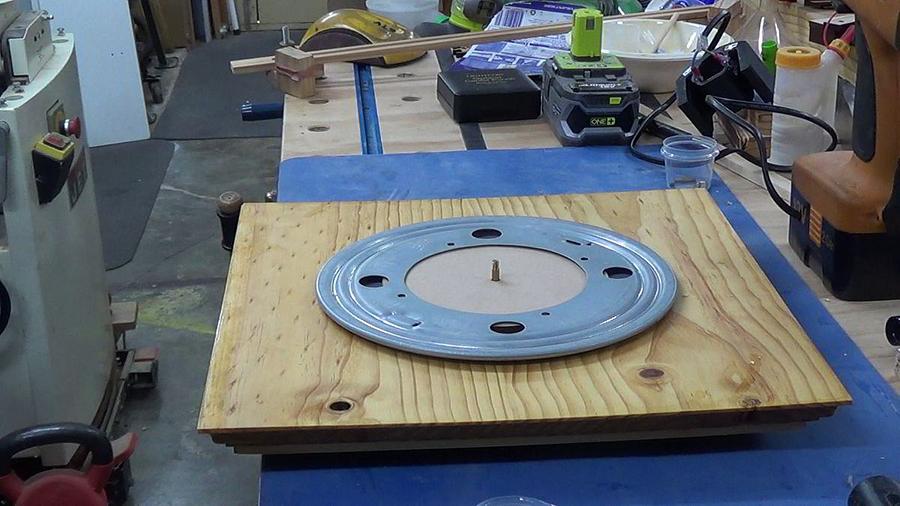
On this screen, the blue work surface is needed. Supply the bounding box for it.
[265,146,900,506]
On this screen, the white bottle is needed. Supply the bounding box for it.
[366,0,440,30]
[768,45,845,167]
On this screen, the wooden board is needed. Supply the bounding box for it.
[199,190,850,453]
[208,0,226,39]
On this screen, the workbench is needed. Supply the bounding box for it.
[235,52,898,504]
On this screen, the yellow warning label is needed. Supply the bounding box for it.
[809,207,823,247]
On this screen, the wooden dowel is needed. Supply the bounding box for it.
[230,7,711,75]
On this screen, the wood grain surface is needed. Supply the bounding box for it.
[277,50,898,395]
[199,190,850,451]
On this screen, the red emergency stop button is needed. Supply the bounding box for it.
[62,116,81,138]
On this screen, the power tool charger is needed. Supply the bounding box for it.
[675,40,775,137]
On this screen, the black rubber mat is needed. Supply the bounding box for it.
[92,139,175,269]
[152,31,283,140]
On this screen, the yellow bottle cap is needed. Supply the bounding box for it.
[775,46,821,70]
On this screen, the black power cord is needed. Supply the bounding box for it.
[705,96,801,220]
[628,94,748,166]
[629,92,838,221]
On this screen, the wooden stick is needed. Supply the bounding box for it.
[230,7,711,75]
[651,13,680,54]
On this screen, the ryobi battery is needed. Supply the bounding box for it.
[542,8,640,146]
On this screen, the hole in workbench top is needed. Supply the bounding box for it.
[308,125,330,132]
[328,399,353,412]
[308,98,329,105]
[401,96,421,102]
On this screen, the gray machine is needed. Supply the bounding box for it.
[0,0,116,465]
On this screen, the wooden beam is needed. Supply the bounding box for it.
[230,7,712,75]
[231,56,274,74]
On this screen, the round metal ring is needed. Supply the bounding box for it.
[316,216,677,361]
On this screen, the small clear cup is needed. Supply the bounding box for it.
[660,135,719,189]
[478,497,554,506]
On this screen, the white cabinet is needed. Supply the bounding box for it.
[34,0,150,146]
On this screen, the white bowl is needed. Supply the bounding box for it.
[601,19,734,94]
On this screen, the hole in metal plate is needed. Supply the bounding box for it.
[490,321,525,334]
[359,275,389,288]
[604,267,633,279]
[472,228,502,239]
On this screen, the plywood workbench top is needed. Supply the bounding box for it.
[199,190,850,453]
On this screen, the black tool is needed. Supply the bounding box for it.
[675,40,774,137]
[887,316,900,346]
[437,68,541,123]
[217,191,244,252]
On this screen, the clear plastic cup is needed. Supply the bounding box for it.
[477,497,554,506]
[660,135,719,189]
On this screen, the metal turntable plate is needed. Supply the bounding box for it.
[316,216,677,361]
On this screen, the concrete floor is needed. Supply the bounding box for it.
[106,137,280,505]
